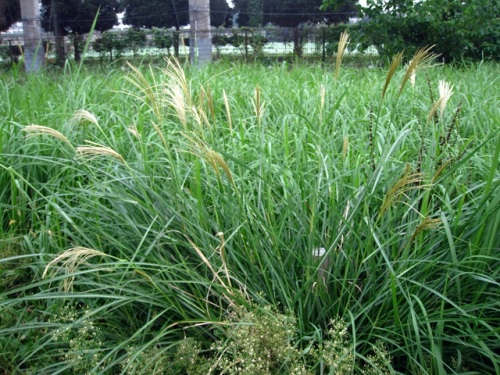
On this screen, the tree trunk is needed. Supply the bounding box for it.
[293,27,302,58]
[20,0,45,72]
[51,0,65,65]
[73,34,82,62]
[173,29,180,58]
[321,28,326,63]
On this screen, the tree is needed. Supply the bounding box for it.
[94,30,126,60]
[41,0,122,61]
[234,0,358,55]
[122,0,188,29]
[123,27,146,56]
[122,0,187,57]
[232,0,263,27]
[356,0,500,62]
[0,0,21,32]
[210,0,232,28]
[122,0,230,29]
[262,0,324,56]
[122,0,230,57]
[234,0,357,27]
[264,0,358,26]
[320,0,359,23]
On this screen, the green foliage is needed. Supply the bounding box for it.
[122,0,231,29]
[249,0,264,27]
[122,0,188,29]
[41,0,121,36]
[126,307,392,374]
[234,0,357,27]
[358,0,500,62]
[0,0,21,32]
[151,28,174,52]
[210,0,234,28]
[213,28,270,59]
[320,0,360,21]
[48,303,105,373]
[314,23,352,56]
[124,28,147,56]
[94,31,127,60]
[207,306,306,374]
[0,59,498,373]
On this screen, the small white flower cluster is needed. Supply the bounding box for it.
[50,304,104,374]
[121,345,172,375]
[209,305,309,375]
[362,340,392,375]
[319,318,355,374]
[317,318,392,375]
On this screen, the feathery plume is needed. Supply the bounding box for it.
[127,125,141,140]
[183,133,233,183]
[71,109,99,126]
[223,89,232,133]
[382,51,404,98]
[125,62,162,121]
[409,217,442,244]
[379,165,426,218]
[42,247,107,292]
[23,125,72,146]
[399,46,439,96]
[342,136,349,159]
[438,80,454,117]
[407,59,416,88]
[253,86,265,125]
[76,141,125,164]
[335,32,350,79]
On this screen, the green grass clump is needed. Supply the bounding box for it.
[0,56,498,374]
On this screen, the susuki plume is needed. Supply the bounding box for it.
[71,109,99,126]
[438,80,454,117]
[42,247,108,292]
[399,46,439,96]
[335,31,350,79]
[76,141,125,164]
[23,125,72,147]
[382,51,404,98]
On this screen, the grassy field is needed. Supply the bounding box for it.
[0,54,499,374]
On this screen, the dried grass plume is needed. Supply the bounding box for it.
[23,125,72,147]
[335,31,350,79]
[76,140,125,164]
[42,247,108,292]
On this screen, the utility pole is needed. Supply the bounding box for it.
[189,0,212,65]
[20,0,45,72]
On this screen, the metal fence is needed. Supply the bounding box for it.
[1,25,378,65]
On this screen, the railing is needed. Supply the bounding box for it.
[1,25,379,64]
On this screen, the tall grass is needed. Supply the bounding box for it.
[0,58,498,374]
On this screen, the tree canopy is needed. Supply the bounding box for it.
[41,0,122,35]
[263,0,330,27]
[234,0,358,27]
[0,0,21,32]
[122,0,188,29]
[356,0,500,62]
[122,0,231,29]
